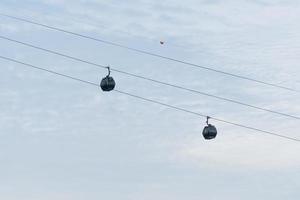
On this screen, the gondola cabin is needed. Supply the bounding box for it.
[100,66,116,92]
[100,76,115,91]
[202,117,217,140]
[202,124,217,140]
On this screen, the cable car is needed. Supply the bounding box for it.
[100,66,115,92]
[202,117,217,140]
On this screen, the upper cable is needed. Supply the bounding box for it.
[0,13,298,93]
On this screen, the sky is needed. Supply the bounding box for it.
[0,0,300,199]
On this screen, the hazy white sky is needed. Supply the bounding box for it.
[0,0,300,199]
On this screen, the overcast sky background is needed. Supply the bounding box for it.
[0,0,300,199]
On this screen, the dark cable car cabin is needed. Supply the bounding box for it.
[202,117,217,140]
[100,66,116,92]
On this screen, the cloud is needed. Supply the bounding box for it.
[1,1,300,199]
[175,134,300,170]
